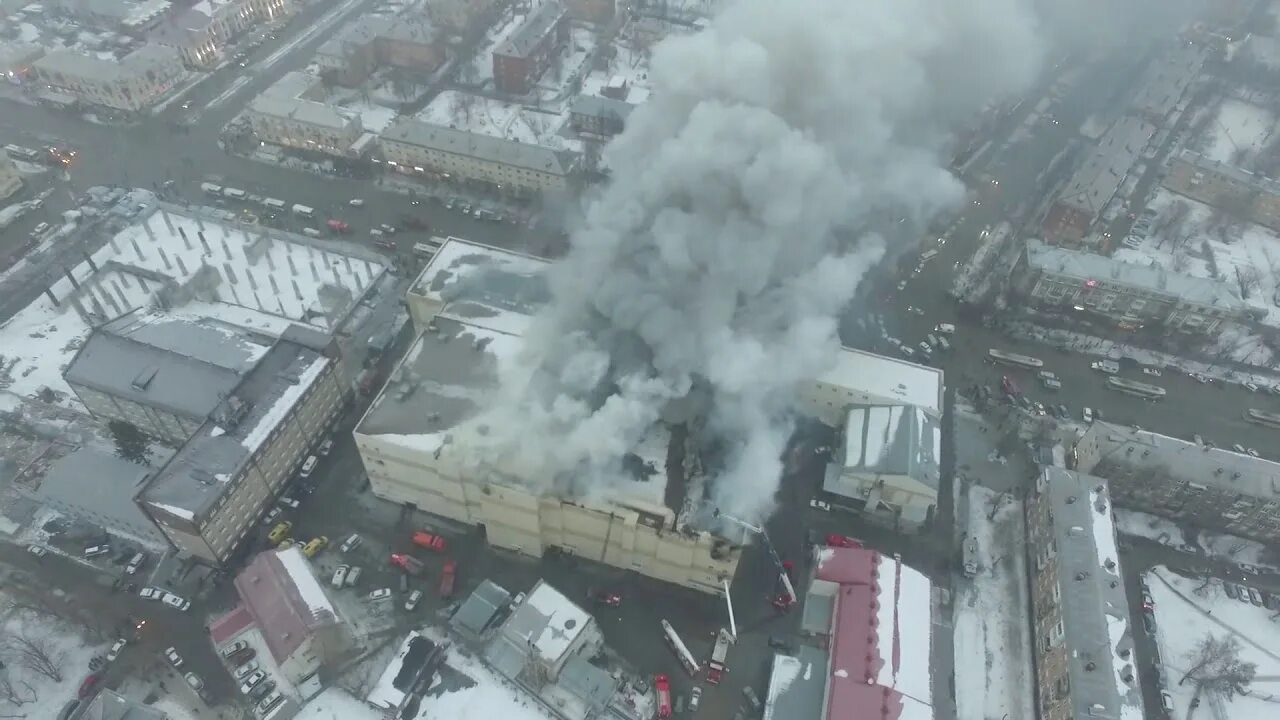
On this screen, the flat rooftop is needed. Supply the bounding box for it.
[818,347,945,416]
[409,237,548,334]
[139,340,329,520]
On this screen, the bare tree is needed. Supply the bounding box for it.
[1171,250,1190,272]
[4,633,65,683]
[1181,634,1257,700]
[1239,266,1262,298]
[0,673,37,707]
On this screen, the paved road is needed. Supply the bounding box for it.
[845,42,1280,453]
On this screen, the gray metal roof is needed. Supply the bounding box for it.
[1037,466,1146,720]
[1025,238,1245,311]
[1055,114,1154,216]
[762,646,828,720]
[569,94,635,122]
[248,95,362,132]
[30,445,160,538]
[64,311,272,421]
[380,118,578,176]
[838,404,940,489]
[1175,148,1280,196]
[410,237,549,323]
[495,1,565,60]
[1081,422,1280,501]
[138,341,328,519]
[356,317,517,437]
[1132,44,1206,119]
[452,579,511,637]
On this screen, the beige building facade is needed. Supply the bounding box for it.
[139,345,345,565]
[31,45,185,112]
[151,0,293,69]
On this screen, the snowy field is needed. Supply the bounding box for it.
[953,485,1035,720]
[0,205,384,410]
[1115,509,1278,571]
[304,628,556,720]
[1201,98,1277,166]
[416,91,581,152]
[1114,187,1280,329]
[580,41,652,105]
[1145,566,1280,720]
[0,593,107,720]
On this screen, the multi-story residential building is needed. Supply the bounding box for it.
[427,0,499,31]
[246,72,365,156]
[1013,238,1248,333]
[824,403,941,530]
[1164,149,1280,232]
[136,340,345,565]
[568,94,634,137]
[565,0,617,23]
[150,0,293,69]
[315,13,444,87]
[64,311,274,444]
[1026,466,1146,720]
[379,118,579,195]
[46,0,170,34]
[1129,43,1207,125]
[15,444,169,549]
[0,150,23,200]
[493,1,568,95]
[1041,114,1155,246]
[30,45,185,113]
[1074,422,1280,542]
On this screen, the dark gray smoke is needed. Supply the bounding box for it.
[459,0,1069,522]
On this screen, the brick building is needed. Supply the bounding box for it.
[493,1,568,95]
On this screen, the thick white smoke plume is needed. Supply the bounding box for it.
[460,0,1051,524]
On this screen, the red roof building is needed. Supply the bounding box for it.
[766,546,933,720]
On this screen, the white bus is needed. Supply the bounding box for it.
[1244,408,1280,428]
[919,249,940,264]
[200,182,223,196]
[222,187,247,200]
[261,197,286,210]
[1105,376,1166,399]
[292,204,315,218]
[3,144,40,160]
[988,348,1044,369]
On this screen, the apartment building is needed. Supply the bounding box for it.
[246,72,365,155]
[1164,149,1280,232]
[0,150,23,200]
[493,1,568,95]
[137,341,344,565]
[1041,115,1155,246]
[30,44,184,113]
[379,118,578,195]
[1074,422,1280,542]
[1013,238,1248,333]
[1026,466,1146,720]
[64,311,274,445]
[824,403,941,530]
[150,0,293,68]
[315,14,444,87]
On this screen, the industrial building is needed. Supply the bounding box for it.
[1074,422,1280,543]
[357,236,945,594]
[1025,466,1146,720]
[1013,238,1248,334]
[492,1,568,95]
[765,545,933,720]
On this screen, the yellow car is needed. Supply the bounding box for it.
[268,521,292,544]
[303,536,329,558]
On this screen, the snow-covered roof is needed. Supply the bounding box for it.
[381,118,579,176]
[1079,422,1280,503]
[762,648,826,720]
[494,1,565,59]
[838,404,940,489]
[33,43,179,82]
[806,547,934,720]
[138,342,330,521]
[501,580,591,662]
[409,236,548,334]
[1036,467,1145,720]
[235,546,342,666]
[1054,114,1155,217]
[1025,238,1246,312]
[817,347,944,416]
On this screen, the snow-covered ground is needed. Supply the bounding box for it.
[0,205,385,410]
[1115,509,1278,571]
[307,627,557,720]
[1117,187,1280,329]
[953,485,1035,720]
[1202,98,1278,165]
[580,41,652,105]
[1145,566,1280,720]
[0,594,108,720]
[416,91,581,152]
[464,9,528,85]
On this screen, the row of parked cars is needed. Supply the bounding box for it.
[219,640,286,716]
[1223,579,1280,610]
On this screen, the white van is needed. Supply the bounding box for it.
[935,323,956,335]
[331,565,349,588]
[369,228,384,238]
[299,455,318,478]
[126,552,146,575]
[1092,359,1120,374]
[84,545,111,558]
[302,227,321,238]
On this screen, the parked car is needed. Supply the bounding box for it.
[139,586,163,600]
[83,544,110,558]
[689,686,702,712]
[261,507,281,526]
[221,641,249,659]
[809,499,830,511]
[298,455,318,478]
[161,592,191,611]
[368,588,393,602]
[1248,586,1264,606]
[318,438,334,456]
[27,544,47,557]
[825,534,862,548]
[1142,367,1162,376]
[303,536,328,558]
[405,590,423,611]
[106,639,127,662]
[346,566,363,587]
[185,672,205,691]
[340,533,362,553]
[164,647,184,668]
[234,660,260,681]
[258,689,285,715]
[768,636,793,652]
[1082,407,1094,423]
[239,670,265,694]
[268,521,292,544]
